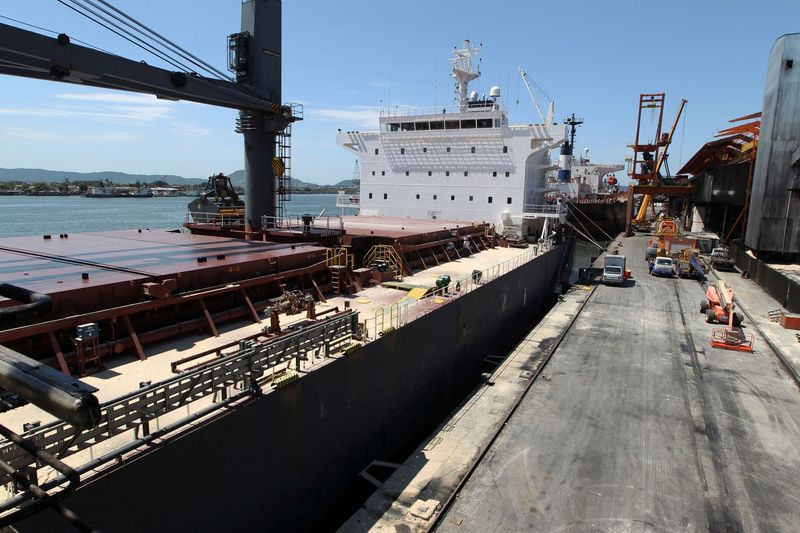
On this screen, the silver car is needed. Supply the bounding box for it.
[651,257,674,277]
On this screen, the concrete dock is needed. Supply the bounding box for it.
[343,234,800,532]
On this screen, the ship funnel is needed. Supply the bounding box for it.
[557,143,573,182]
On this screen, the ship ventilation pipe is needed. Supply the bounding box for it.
[557,142,572,182]
[0,284,100,430]
[0,345,100,430]
[0,283,51,324]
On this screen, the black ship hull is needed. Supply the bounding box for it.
[20,240,575,533]
[567,200,627,241]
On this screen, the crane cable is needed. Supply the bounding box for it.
[88,0,231,81]
[55,0,276,105]
[0,13,112,54]
[57,0,203,76]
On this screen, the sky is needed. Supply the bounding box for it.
[0,0,796,184]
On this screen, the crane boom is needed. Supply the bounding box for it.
[518,67,546,123]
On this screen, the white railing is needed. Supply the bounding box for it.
[335,192,360,209]
[185,211,245,227]
[520,204,567,220]
[379,103,503,118]
[359,240,553,341]
[261,214,345,235]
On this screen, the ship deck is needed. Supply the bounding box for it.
[0,240,536,430]
[0,229,324,306]
[343,233,800,532]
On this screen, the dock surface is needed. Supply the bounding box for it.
[347,234,800,532]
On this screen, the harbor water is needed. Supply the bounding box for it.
[0,194,352,238]
[0,193,603,279]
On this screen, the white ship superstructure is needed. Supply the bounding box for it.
[336,41,567,235]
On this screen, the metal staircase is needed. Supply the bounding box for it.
[326,248,354,293]
[363,245,404,278]
[275,103,303,220]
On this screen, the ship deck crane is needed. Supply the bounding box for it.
[0,0,299,233]
[518,67,554,124]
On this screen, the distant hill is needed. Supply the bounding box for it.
[334,179,359,188]
[0,167,357,190]
[0,168,204,185]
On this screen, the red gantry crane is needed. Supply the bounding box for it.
[626,94,691,235]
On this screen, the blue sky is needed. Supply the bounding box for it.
[0,0,796,184]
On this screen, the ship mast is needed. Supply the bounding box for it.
[450,40,482,110]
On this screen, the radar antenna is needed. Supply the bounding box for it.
[450,40,482,109]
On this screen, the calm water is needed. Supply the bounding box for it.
[0,194,352,238]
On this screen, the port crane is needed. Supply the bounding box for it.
[0,0,298,233]
[625,94,692,235]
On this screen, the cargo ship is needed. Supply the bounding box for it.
[544,116,627,240]
[336,40,568,239]
[0,4,573,531]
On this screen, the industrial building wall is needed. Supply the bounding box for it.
[19,242,572,533]
[746,33,800,254]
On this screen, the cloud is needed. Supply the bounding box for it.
[0,105,171,124]
[305,106,380,129]
[0,126,141,142]
[55,92,168,105]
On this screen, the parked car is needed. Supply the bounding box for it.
[651,257,674,277]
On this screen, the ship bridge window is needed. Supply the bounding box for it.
[415,122,430,131]
[477,118,493,128]
[401,122,414,131]
[430,121,444,130]
[388,123,400,132]
[460,119,476,129]
[445,120,460,130]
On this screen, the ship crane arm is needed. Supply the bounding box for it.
[0,22,288,115]
[518,67,553,124]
